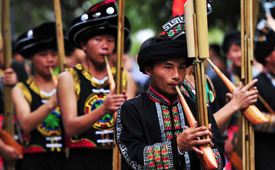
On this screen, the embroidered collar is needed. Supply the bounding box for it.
[75,63,116,88]
[26,78,56,99]
[147,85,179,106]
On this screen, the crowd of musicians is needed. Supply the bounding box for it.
[0,0,274,170]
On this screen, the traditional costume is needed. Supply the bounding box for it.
[64,0,130,169]
[116,16,224,170]
[14,22,67,170]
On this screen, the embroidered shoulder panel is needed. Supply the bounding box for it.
[26,78,52,99]
[66,67,81,99]
[16,82,32,104]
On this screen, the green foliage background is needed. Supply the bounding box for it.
[8,0,267,55]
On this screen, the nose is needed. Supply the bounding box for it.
[46,54,55,63]
[102,39,109,50]
[172,68,181,81]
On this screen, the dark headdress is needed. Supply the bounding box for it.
[254,20,275,65]
[15,22,69,59]
[67,0,131,49]
[137,16,193,74]
[221,31,240,54]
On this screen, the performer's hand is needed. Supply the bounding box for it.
[48,93,58,110]
[177,122,212,155]
[103,88,127,114]
[0,140,22,163]
[230,79,258,111]
[2,68,18,86]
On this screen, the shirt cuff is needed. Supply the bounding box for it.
[178,146,184,155]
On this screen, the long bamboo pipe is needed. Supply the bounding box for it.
[176,86,218,170]
[206,58,268,124]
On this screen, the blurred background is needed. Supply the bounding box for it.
[6,0,268,55]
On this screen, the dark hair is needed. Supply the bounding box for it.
[222,31,241,54]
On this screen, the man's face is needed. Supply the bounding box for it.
[145,57,186,98]
[226,44,242,68]
[30,49,58,76]
[81,34,115,65]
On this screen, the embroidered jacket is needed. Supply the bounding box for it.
[16,78,64,153]
[116,86,225,170]
[66,63,127,149]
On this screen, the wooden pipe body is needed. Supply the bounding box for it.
[0,128,22,155]
[176,86,218,169]
[207,59,268,125]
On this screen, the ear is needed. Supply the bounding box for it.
[144,65,152,76]
[266,55,271,63]
[80,41,87,51]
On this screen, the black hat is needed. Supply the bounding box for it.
[15,22,69,59]
[67,0,131,49]
[138,16,192,74]
[254,31,275,65]
[221,31,240,54]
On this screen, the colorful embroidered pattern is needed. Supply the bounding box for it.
[213,148,223,170]
[147,147,156,169]
[161,105,173,140]
[171,106,181,137]
[27,78,51,100]
[153,145,163,169]
[160,145,170,169]
[17,82,32,104]
[145,142,171,170]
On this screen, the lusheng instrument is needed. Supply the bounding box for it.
[112,0,125,168]
[54,0,66,72]
[0,129,22,156]
[49,68,58,87]
[239,0,259,169]
[176,86,218,169]
[184,0,217,169]
[206,58,268,125]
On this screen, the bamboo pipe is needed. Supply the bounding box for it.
[104,56,117,120]
[2,1,16,170]
[49,68,58,87]
[206,58,268,124]
[104,57,115,91]
[54,0,66,72]
[176,86,218,170]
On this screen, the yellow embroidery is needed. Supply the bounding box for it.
[26,78,52,100]
[16,82,32,104]
[66,67,81,99]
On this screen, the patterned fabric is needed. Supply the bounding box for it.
[213,148,223,170]
[161,105,173,140]
[181,76,216,104]
[16,78,64,153]
[144,141,173,170]
[66,63,128,149]
[255,112,275,133]
[66,67,81,99]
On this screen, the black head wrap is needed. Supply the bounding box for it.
[254,31,275,65]
[222,31,240,54]
[137,34,192,74]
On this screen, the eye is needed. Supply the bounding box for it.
[165,66,171,70]
[108,38,115,43]
[179,65,186,70]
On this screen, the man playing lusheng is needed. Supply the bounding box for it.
[116,27,225,169]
